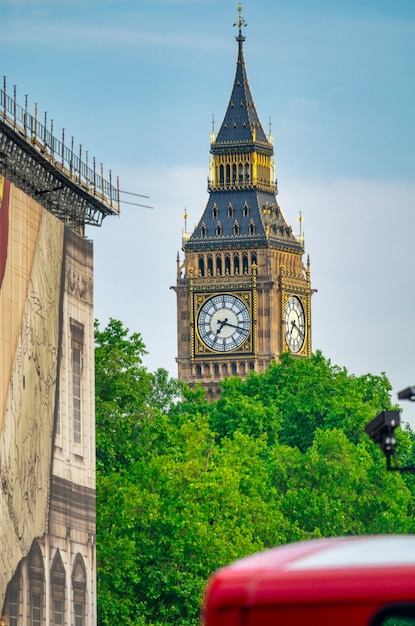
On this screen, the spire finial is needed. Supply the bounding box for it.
[297,211,304,245]
[183,206,188,232]
[234,3,247,40]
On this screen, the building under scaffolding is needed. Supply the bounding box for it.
[0,79,118,626]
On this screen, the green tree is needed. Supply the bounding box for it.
[95,320,415,626]
[95,318,152,474]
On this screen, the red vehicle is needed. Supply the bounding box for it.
[202,535,415,626]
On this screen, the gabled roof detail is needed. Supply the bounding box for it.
[185,189,302,253]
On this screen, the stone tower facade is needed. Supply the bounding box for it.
[174,6,313,398]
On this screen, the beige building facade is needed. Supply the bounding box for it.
[0,182,96,626]
[0,77,119,626]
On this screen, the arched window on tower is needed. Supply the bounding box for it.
[239,162,243,183]
[207,255,214,276]
[242,253,249,274]
[228,203,234,218]
[198,255,205,277]
[226,164,230,184]
[231,362,237,375]
[216,254,222,276]
[249,220,256,235]
[225,253,231,275]
[216,222,222,237]
[243,202,250,217]
[251,252,257,267]
[212,205,218,219]
[200,223,207,238]
[232,163,237,184]
[219,164,224,185]
[233,221,240,236]
[196,364,202,377]
[234,253,240,274]
[245,163,250,183]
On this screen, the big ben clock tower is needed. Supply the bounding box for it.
[174,5,313,397]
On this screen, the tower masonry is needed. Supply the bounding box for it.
[173,5,314,398]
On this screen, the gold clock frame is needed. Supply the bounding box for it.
[192,290,255,358]
[281,291,311,357]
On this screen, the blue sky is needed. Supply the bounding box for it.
[2,0,415,424]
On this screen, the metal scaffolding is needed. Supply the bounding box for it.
[0,78,120,234]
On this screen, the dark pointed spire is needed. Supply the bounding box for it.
[214,3,270,149]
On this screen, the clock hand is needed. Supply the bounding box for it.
[216,318,228,334]
[291,320,305,338]
[221,321,249,333]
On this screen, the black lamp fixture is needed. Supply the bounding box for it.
[365,387,415,473]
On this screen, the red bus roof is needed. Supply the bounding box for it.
[203,535,415,624]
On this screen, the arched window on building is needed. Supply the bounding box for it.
[29,542,45,626]
[231,362,237,375]
[72,554,87,626]
[196,364,202,377]
[249,220,256,235]
[233,221,240,236]
[51,550,66,626]
[216,222,222,237]
[228,203,234,218]
[70,320,84,446]
[242,253,249,274]
[4,565,21,626]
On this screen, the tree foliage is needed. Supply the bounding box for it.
[95,320,415,626]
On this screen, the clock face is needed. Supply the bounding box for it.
[284,296,305,353]
[197,294,251,352]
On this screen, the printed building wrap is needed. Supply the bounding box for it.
[0,71,120,624]
[0,179,96,625]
